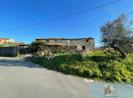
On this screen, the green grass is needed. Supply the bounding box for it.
[31,51,133,83]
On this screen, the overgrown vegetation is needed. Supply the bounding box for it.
[31,51,133,83]
[101,14,133,58]
[30,40,77,57]
[30,14,133,83]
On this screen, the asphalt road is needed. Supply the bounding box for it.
[0,57,89,98]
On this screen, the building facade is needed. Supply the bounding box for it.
[0,38,14,44]
[36,38,95,51]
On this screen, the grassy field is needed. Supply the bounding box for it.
[31,51,133,83]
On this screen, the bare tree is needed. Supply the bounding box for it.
[101,14,133,58]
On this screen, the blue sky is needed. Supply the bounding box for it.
[0,0,133,47]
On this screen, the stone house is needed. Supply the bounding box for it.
[35,38,95,51]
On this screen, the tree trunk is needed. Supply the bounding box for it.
[111,45,127,58]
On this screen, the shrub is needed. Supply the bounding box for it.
[99,60,132,82]
[31,51,133,83]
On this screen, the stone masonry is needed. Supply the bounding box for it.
[36,38,95,51]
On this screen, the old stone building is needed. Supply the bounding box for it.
[35,38,95,51]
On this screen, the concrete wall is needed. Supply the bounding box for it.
[0,46,18,57]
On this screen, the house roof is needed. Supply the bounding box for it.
[36,37,94,40]
[0,38,10,40]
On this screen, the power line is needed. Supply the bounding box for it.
[2,0,121,32]
[127,10,133,16]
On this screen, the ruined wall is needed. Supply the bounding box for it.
[69,39,95,51]
[35,38,95,51]
[41,38,95,51]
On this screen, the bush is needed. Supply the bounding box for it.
[31,51,133,83]
[99,60,132,82]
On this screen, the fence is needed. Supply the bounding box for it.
[0,46,18,57]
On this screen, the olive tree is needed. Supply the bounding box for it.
[101,15,133,58]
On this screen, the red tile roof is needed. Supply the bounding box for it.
[0,38,10,40]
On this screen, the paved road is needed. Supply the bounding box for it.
[0,57,89,98]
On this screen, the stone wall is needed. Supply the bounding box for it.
[32,44,77,56]
[36,38,95,51]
